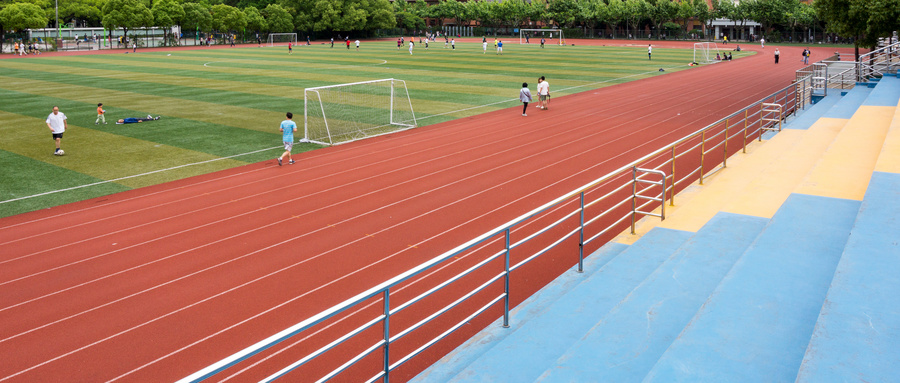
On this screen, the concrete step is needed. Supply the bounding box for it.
[536,212,768,382]
[797,171,900,383]
[410,242,629,382]
[644,193,861,382]
[445,228,693,383]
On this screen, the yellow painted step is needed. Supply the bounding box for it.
[874,100,900,175]
[796,105,895,200]
[614,116,848,245]
[723,117,847,218]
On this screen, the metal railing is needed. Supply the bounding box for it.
[857,41,900,82]
[179,82,800,383]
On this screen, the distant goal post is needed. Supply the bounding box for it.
[267,33,297,47]
[302,78,417,146]
[693,42,721,64]
[519,29,564,45]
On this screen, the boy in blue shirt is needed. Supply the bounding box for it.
[278,112,297,166]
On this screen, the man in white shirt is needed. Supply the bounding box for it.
[46,106,68,155]
[536,76,550,110]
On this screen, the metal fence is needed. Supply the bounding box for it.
[179,80,803,383]
[857,41,900,82]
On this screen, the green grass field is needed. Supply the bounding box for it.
[0,41,752,218]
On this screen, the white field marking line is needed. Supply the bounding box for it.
[126,68,775,381]
[2,64,724,315]
[0,65,675,212]
[0,101,561,282]
[0,104,598,313]
[4,89,678,380]
[0,94,514,241]
[0,112,530,267]
[9,68,751,380]
[112,106,683,381]
[0,146,277,206]
[62,85,709,382]
[414,66,680,121]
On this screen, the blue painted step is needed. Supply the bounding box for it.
[862,75,900,107]
[536,213,768,382]
[411,242,629,383]
[797,171,900,383]
[448,228,694,383]
[823,85,874,119]
[644,193,861,383]
[784,93,844,131]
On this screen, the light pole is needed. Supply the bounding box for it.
[55,0,60,39]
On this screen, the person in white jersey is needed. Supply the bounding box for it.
[409,40,414,55]
[536,76,550,110]
[46,106,68,155]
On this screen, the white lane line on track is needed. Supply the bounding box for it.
[3,60,768,380]
[0,66,675,210]
[3,79,709,380]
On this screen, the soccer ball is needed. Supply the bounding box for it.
[57,150,65,156]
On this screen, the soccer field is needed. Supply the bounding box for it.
[0,41,735,218]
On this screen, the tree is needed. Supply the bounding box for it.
[152,0,185,46]
[746,0,791,38]
[623,0,650,38]
[577,0,608,37]
[547,0,578,28]
[211,4,247,37]
[58,0,104,28]
[815,0,868,58]
[262,3,292,32]
[647,0,677,38]
[244,6,267,35]
[101,0,153,43]
[606,0,626,37]
[181,2,212,36]
[0,2,48,51]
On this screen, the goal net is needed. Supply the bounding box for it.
[267,33,297,47]
[693,42,721,64]
[303,79,417,146]
[519,29,564,45]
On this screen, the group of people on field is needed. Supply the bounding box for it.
[13,41,40,55]
[518,76,551,117]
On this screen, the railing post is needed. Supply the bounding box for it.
[723,118,729,168]
[742,109,748,153]
[699,130,706,185]
[758,103,764,142]
[502,229,510,328]
[631,167,637,234]
[670,146,676,206]
[578,192,585,273]
[383,289,390,383]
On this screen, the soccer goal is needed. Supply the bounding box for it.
[519,29,564,45]
[302,79,417,146]
[693,42,722,64]
[267,33,297,47]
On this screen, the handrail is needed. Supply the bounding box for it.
[857,41,900,82]
[179,81,801,383]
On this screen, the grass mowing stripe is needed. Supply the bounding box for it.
[0,88,293,159]
[0,149,131,217]
[0,73,284,133]
[0,110,247,187]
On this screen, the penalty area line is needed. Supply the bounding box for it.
[0,146,282,205]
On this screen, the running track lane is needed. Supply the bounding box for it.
[0,43,849,382]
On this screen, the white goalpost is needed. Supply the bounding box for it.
[693,42,722,64]
[267,33,297,47]
[302,79,417,146]
[519,29,564,45]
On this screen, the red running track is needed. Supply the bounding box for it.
[0,42,853,382]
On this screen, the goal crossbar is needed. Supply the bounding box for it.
[519,29,564,45]
[302,78,417,146]
[267,33,297,47]
[693,42,721,64]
